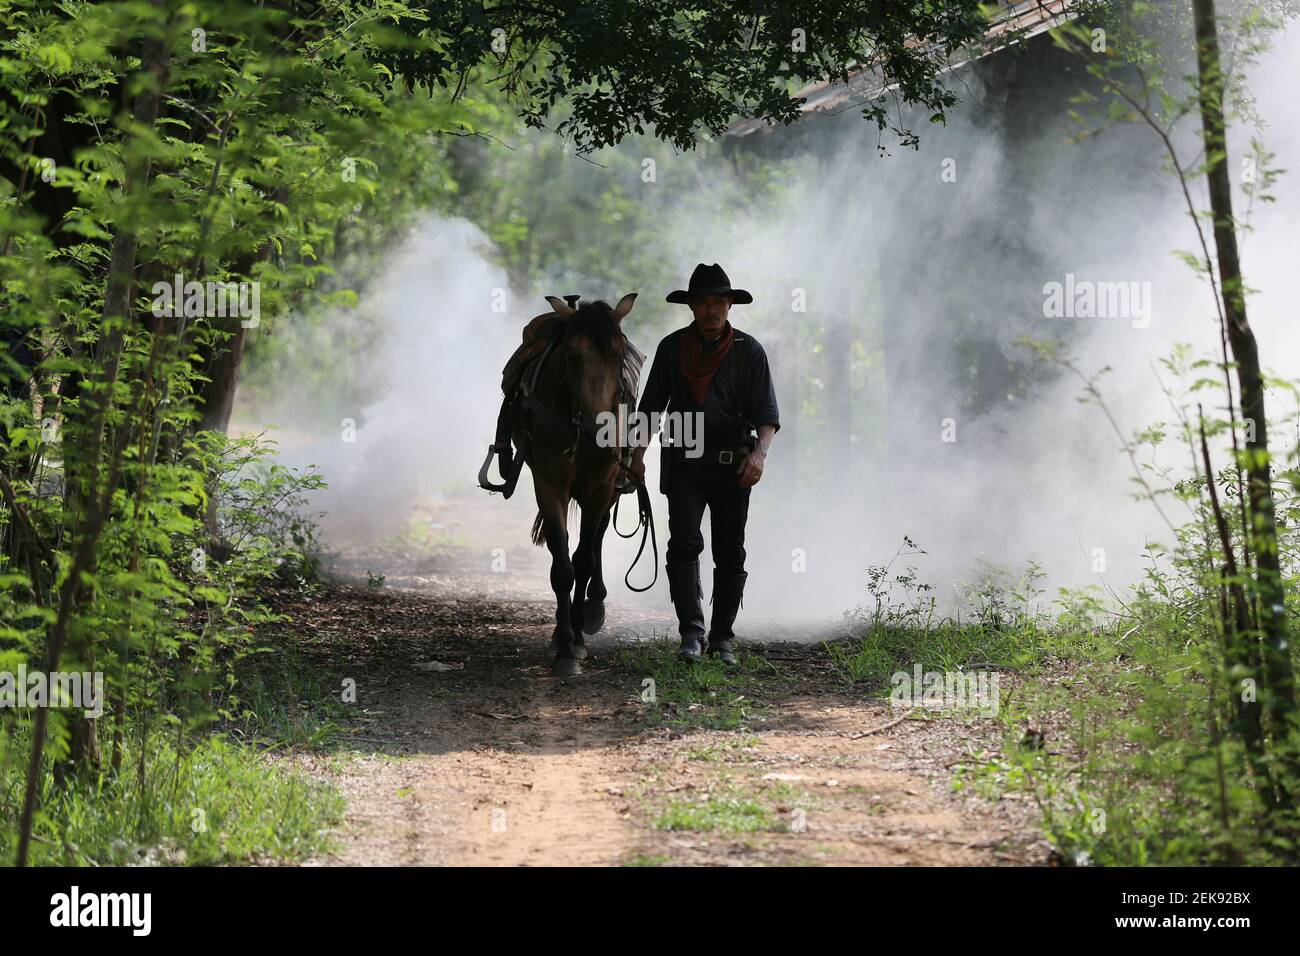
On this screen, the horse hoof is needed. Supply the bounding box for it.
[574,641,589,660]
[552,657,582,677]
[581,602,605,635]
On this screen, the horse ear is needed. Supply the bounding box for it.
[545,295,576,319]
[611,293,637,323]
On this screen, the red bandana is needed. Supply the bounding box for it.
[679,321,735,404]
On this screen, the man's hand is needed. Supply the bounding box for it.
[738,424,776,487]
[629,448,647,484]
[737,447,765,487]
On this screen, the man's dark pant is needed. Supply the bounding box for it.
[666,459,751,573]
[664,458,751,657]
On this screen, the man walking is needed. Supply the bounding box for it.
[630,263,780,665]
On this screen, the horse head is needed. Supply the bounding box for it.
[543,293,637,443]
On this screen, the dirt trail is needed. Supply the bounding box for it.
[275,577,1047,865]
[266,494,1048,866]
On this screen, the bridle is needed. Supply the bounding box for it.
[522,320,631,460]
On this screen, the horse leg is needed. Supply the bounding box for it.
[569,503,605,653]
[582,510,611,636]
[537,486,580,676]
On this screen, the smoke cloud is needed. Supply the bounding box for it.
[235,25,1300,626]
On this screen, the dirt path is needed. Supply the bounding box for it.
[275,575,1049,866]
[256,493,1050,866]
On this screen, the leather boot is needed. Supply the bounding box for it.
[707,570,747,666]
[667,560,706,663]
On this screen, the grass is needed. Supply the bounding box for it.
[811,546,1300,865]
[213,637,392,752]
[622,566,1300,865]
[0,722,344,866]
[639,759,816,838]
[393,513,470,552]
[615,640,783,731]
[823,618,1050,689]
[684,735,762,762]
[648,779,817,834]
[0,629,354,867]
[934,597,1300,866]
[651,792,780,833]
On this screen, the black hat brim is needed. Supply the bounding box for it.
[666,286,753,305]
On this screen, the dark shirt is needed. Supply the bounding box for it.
[636,325,780,452]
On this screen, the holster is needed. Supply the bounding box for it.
[659,442,674,496]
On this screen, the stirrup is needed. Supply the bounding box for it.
[477,443,523,498]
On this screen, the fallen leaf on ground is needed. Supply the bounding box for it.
[414,660,463,672]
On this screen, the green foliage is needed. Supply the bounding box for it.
[217,645,352,751]
[458,1,991,153]
[934,341,1300,865]
[958,580,1299,866]
[827,538,1052,687]
[650,791,779,834]
[1007,3,1300,862]
[0,423,332,860]
[201,431,326,587]
[0,721,343,866]
[0,0,458,864]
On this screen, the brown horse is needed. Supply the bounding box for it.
[518,293,639,676]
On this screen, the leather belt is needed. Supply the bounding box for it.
[671,446,753,465]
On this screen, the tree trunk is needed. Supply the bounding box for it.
[198,319,248,435]
[1191,0,1297,747]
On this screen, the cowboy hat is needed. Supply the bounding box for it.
[666,262,753,305]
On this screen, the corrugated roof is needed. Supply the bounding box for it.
[726,0,1079,137]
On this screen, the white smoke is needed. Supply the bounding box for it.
[235,24,1300,626]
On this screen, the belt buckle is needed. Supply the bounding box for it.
[717,450,734,465]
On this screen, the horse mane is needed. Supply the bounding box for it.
[566,299,624,355]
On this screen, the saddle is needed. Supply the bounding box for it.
[478,302,644,498]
